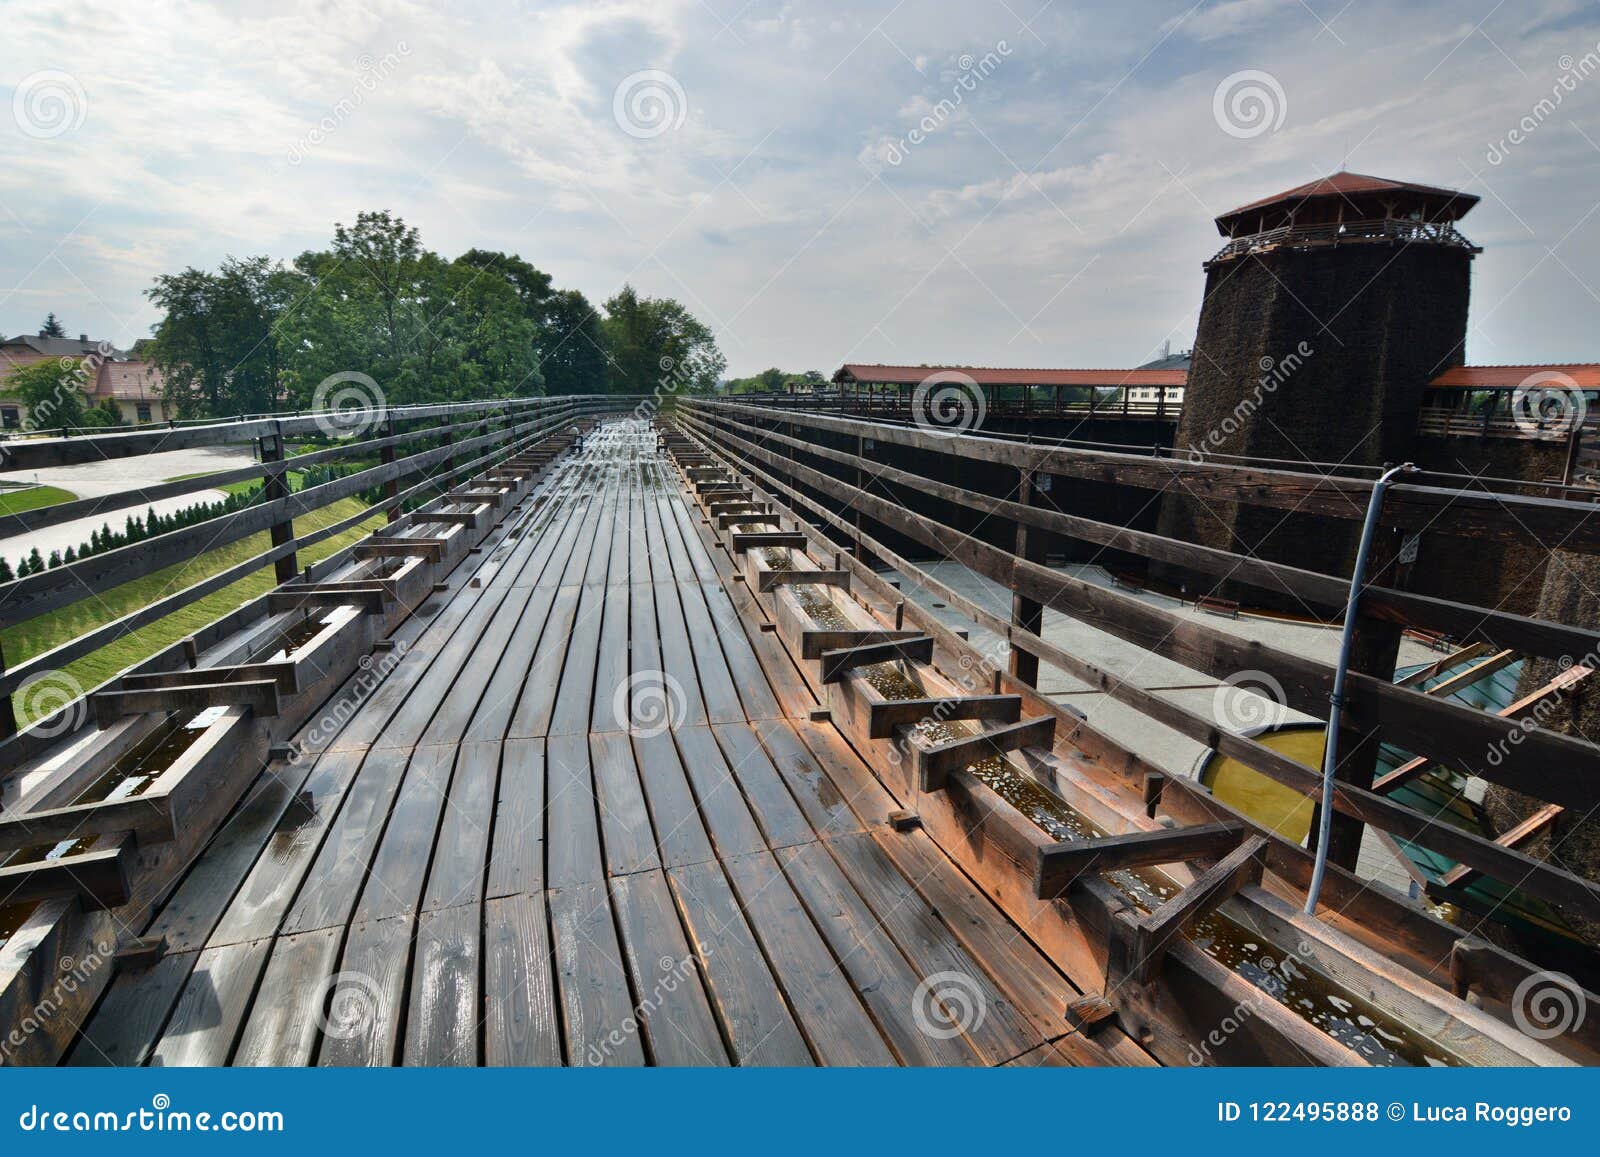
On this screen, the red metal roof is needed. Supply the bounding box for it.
[1429,364,1600,389]
[834,364,1187,387]
[1216,171,1478,234]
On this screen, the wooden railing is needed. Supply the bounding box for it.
[0,394,635,738]
[1209,217,1481,264]
[678,398,1600,941]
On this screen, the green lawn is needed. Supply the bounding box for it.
[0,485,77,515]
[5,497,386,725]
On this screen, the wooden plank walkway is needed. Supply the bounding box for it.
[62,420,1123,1067]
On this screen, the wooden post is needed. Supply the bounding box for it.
[1009,467,1044,686]
[261,421,297,583]
[379,410,399,523]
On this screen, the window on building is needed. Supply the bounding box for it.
[1,406,19,429]
[136,403,152,422]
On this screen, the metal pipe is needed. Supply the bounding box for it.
[1305,461,1418,916]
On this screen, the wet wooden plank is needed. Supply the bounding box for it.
[422,740,500,912]
[652,581,708,728]
[824,831,1042,1063]
[590,570,631,732]
[630,731,715,870]
[589,731,661,877]
[677,578,749,725]
[701,583,784,720]
[549,881,645,1066]
[791,719,899,828]
[721,851,897,1066]
[483,892,562,1066]
[711,722,815,849]
[486,737,545,898]
[319,915,414,1067]
[665,859,813,1066]
[545,732,604,889]
[148,938,273,1067]
[280,747,409,935]
[66,950,199,1066]
[777,840,980,1066]
[505,586,581,738]
[232,928,344,1067]
[671,725,768,859]
[610,870,728,1066]
[404,902,480,1065]
[353,744,459,923]
[548,580,606,736]
[751,720,864,837]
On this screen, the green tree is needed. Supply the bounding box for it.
[40,312,65,338]
[9,358,88,429]
[538,289,611,395]
[602,285,725,395]
[147,256,302,416]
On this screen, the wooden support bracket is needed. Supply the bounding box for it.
[410,510,480,526]
[819,635,934,684]
[0,795,173,855]
[717,512,779,529]
[0,841,135,908]
[114,935,168,971]
[731,531,809,553]
[1035,821,1246,900]
[1064,994,1118,1036]
[914,715,1056,792]
[354,537,445,564]
[1116,836,1268,985]
[267,584,387,615]
[122,660,300,696]
[799,627,925,660]
[94,679,280,728]
[756,569,850,594]
[868,693,1023,739]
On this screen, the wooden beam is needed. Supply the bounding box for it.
[1439,804,1565,889]
[409,510,479,526]
[800,627,926,660]
[121,660,300,695]
[1036,822,1248,899]
[730,531,809,552]
[717,512,779,529]
[1426,649,1517,699]
[0,842,135,908]
[0,795,173,855]
[93,680,279,728]
[914,716,1056,792]
[1372,664,1592,794]
[820,635,934,684]
[353,537,444,564]
[755,568,850,594]
[266,585,386,615]
[869,693,1023,738]
[1119,836,1268,984]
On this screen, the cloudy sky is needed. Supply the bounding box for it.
[1,0,1597,376]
